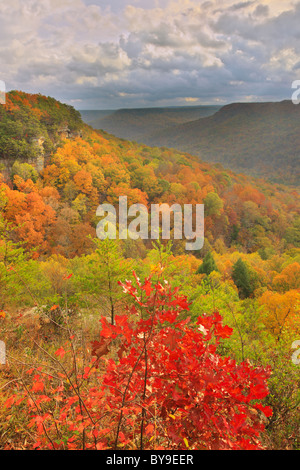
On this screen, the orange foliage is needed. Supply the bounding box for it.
[1,181,56,255]
[272,263,300,292]
[259,290,300,340]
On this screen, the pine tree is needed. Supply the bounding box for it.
[197,251,218,276]
[232,257,252,299]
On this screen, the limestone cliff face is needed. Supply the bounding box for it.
[58,126,82,140]
[30,136,45,172]
[29,126,83,172]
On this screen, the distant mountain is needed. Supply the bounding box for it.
[148,100,300,185]
[81,101,300,186]
[80,105,221,142]
[79,109,115,123]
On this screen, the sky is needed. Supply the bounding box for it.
[0,0,300,109]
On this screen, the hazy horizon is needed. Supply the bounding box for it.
[75,98,290,112]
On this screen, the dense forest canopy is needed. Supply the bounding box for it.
[0,91,299,451]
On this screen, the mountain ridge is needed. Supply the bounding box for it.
[81,100,300,186]
[81,105,221,143]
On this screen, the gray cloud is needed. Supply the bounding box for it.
[0,0,299,109]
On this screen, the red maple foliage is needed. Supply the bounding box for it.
[3,274,272,450]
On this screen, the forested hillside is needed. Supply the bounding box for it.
[82,105,221,144]
[87,101,300,187]
[0,91,299,450]
[0,91,82,162]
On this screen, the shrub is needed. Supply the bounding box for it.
[3,274,272,450]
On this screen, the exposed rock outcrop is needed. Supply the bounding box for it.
[29,136,45,172]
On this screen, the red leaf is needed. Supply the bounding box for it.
[214,324,233,339]
[161,330,181,350]
[32,381,44,393]
[91,338,110,360]
[145,424,155,435]
[63,273,73,280]
[143,279,153,296]
[55,347,66,359]
[4,396,15,409]
[254,403,273,417]
[50,305,59,311]
[100,318,114,338]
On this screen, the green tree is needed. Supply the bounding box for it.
[0,214,38,309]
[232,257,253,299]
[11,161,38,183]
[78,238,133,325]
[197,251,218,276]
[284,217,300,247]
[204,192,223,217]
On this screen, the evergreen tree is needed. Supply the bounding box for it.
[197,251,218,276]
[232,257,253,299]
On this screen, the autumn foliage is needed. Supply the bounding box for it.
[0,90,299,450]
[3,274,272,450]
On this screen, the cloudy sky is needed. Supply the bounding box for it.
[0,0,300,109]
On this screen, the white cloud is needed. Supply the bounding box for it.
[0,0,299,108]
